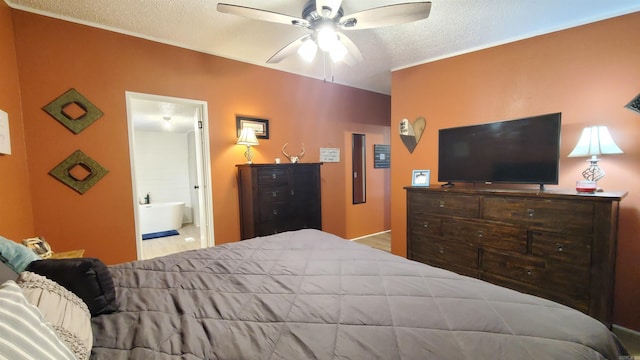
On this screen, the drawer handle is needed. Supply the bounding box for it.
[272,191,277,197]
[423,222,429,228]
[526,269,533,276]
[291,189,295,196]
[439,248,445,254]
[271,173,277,179]
[527,208,535,217]
[273,209,278,215]
[556,244,564,252]
[439,200,445,208]
[477,230,483,238]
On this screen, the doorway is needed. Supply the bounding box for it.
[125,92,214,260]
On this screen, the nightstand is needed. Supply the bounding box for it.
[50,249,85,259]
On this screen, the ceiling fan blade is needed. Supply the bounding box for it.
[217,3,309,27]
[339,2,431,30]
[267,34,311,64]
[316,0,343,18]
[336,32,363,66]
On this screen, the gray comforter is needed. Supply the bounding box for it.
[91,229,625,359]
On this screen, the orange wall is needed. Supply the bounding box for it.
[0,1,34,239]
[9,10,390,264]
[391,12,640,330]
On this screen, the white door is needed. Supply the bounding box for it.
[125,92,214,260]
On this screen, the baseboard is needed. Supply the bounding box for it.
[349,230,391,241]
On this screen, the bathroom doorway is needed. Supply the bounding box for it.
[125,92,214,260]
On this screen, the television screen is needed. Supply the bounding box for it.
[438,113,561,185]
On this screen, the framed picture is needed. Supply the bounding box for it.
[0,109,11,155]
[411,169,430,187]
[373,144,390,168]
[236,116,269,139]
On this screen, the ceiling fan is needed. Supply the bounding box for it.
[217,0,432,66]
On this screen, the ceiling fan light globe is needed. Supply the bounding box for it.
[298,39,318,62]
[329,40,347,62]
[317,26,338,51]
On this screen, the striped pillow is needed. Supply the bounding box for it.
[0,280,76,360]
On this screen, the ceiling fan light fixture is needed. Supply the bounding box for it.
[329,40,347,62]
[298,39,318,62]
[317,26,338,51]
[218,1,432,66]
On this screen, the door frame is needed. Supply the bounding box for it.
[125,91,215,259]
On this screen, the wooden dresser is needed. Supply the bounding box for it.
[405,186,626,327]
[237,163,322,240]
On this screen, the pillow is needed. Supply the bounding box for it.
[0,280,77,360]
[0,235,40,272]
[17,271,92,360]
[0,261,17,283]
[25,257,117,316]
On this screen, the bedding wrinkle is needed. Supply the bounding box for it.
[266,232,323,359]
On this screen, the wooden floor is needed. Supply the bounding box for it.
[141,223,201,259]
[352,231,391,252]
[353,231,640,357]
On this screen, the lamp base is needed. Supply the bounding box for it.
[581,156,605,182]
[244,145,254,164]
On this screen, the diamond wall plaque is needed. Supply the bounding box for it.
[43,88,103,134]
[49,150,108,194]
[625,93,640,115]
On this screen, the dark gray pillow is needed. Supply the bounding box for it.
[26,258,117,316]
[0,261,18,283]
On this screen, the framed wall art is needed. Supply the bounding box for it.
[236,116,269,139]
[0,109,11,155]
[373,144,390,168]
[411,169,430,187]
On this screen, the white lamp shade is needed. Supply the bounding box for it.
[297,39,318,62]
[568,126,623,157]
[329,39,347,62]
[317,26,338,51]
[237,127,259,146]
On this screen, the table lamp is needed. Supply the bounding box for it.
[237,127,259,164]
[568,126,623,184]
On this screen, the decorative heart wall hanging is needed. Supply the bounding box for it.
[399,117,426,153]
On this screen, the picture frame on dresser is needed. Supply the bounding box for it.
[236,116,269,139]
[411,170,430,186]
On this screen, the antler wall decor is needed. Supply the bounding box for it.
[282,143,305,163]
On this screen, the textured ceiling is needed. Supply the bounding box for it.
[6,1,640,132]
[7,0,640,96]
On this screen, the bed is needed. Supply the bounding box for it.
[87,229,626,359]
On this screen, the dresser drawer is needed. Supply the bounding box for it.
[481,250,589,299]
[483,197,593,233]
[481,271,589,313]
[258,220,288,236]
[481,250,546,285]
[412,238,479,269]
[257,168,289,186]
[259,185,289,203]
[442,218,527,252]
[409,192,480,217]
[409,215,443,238]
[258,201,290,222]
[531,231,591,267]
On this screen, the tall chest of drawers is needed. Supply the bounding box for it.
[237,163,322,240]
[405,187,626,327]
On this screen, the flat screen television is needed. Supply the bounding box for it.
[438,113,561,188]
